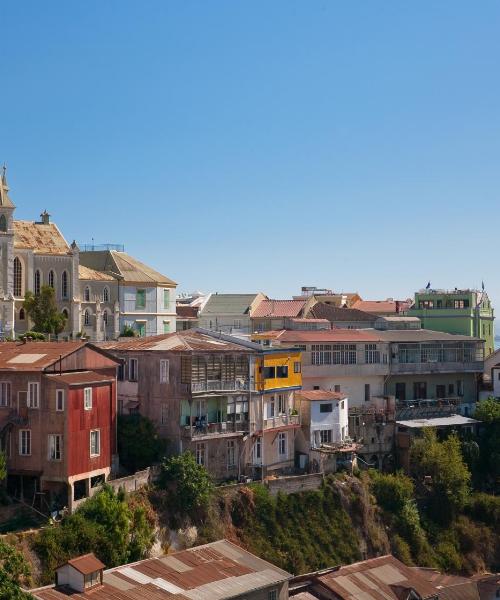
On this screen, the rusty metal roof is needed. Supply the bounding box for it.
[297,390,347,401]
[67,553,105,575]
[31,539,292,599]
[44,371,114,386]
[252,299,307,318]
[14,220,71,255]
[0,341,84,371]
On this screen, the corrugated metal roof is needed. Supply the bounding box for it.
[44,371,115,386]
[309,303,376,322]
[0,341,84,371]
[67,554,105,575]
[297,390,347,401]
[201,293,262,316]
[31,539,292,599]
[396,415,480,429]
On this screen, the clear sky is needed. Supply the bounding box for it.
[1,1,499,307]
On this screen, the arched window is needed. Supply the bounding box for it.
[48,270,55,289]
[84,309,90,326]
[84,286,91,302]
[13,257,22,297]
[103,310,108,326]
[102,286,110,302]
[61,271,68,299]
[19,308,25,320]
[0,214,7,233]
[62,308,69,320]
[34,270,41,295]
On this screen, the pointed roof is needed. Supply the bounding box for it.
[0,165,15,208]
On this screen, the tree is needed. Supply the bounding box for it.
[159,452,213,518]
[23,286,67,334]
[0,539,32,599]
[410,429,471,523]
[118,415,167,473]
[0,452,6,484]
[370,471,414,513]
[34,486,155,584]
[474,397,500,480]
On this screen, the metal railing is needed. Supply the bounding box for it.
[263,414,300,430]
[80,243,125,252]
[183,420,249,438]
[191,380,250,392]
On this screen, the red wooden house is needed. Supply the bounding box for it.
[0,340,119,512]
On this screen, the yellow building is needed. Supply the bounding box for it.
[249,348,302,478]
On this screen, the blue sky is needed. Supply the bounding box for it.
[1,1,500,307]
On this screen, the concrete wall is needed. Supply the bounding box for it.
[267,472,323,496]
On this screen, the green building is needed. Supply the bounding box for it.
[408,288,495,356]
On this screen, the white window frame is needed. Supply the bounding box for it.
[56,389,65,411]
[90,429,100,457]
[278,432,287,457]
[320,429,333,444]
[84,387,92,410]
[0,381,11,407]
[129,358,138,381]
[48,433,63,461]
[19,429,31,456]
[28,382,39,409]
[278,393,286,415]
[159,359,169,384]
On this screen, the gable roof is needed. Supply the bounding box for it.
[352,299,411,314]
[297,390,347,401]
[79,250,176,286]
[14,220,71,255]
[66,554,105,575]
[78,265,115,282]
[308,303,377,322]
[251,299,307,319]
[200,293,263,316]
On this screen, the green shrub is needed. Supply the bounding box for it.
[118,414,167,473]
[466,493,500,527]
[370,471,414,513]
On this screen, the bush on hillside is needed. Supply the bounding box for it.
[118,414,167,473]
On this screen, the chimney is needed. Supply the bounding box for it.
[40,210,50,225]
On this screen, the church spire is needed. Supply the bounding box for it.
[0,164,16,208]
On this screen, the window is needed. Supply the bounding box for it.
[268,397,275,418]
[233,319,241,329]
[334,385,341,393]
[13,257,22,297]
[419,300,434,309]
[84,286,91,302]
[160,359,169,383]
[278,432,287,457]
[103,310,109,326]
[320,403,333,413]
[19,430,31,455]
[34,270,41,295]
[263,366,276,379]
[48,270,55,289]
[364,344,380,364]
[163,320,170,334]
[364,383,371,403]
[56,389,65,411]
[276,365,288,378]
[19,307,25,320]
[163,288,170,309]
[61,270,69,299]
[83,387,93,410]
[102,286,110,302]
[0,382,10,407]
[413,382,427,399]
[395,382,406,401]
[457,379,464,397]
[129,358,138,382]
[227,440,236,468]
[454,299,469,309]
[48,434,62,461]
[278,394,286,414]
[436,384,446,399]
[311,344,357,365]
[84,571,101,589]
[136,289,146,309]
[62,308,69,322]
[294,361,301,373]
[161,404,168,425]
[84,309,90,326]
[90,430,100,456]
[136,321,146,336]
[28,382,39,408]
[254,437,262,461]
[320,429,332,444]
[0,214,6,232]
[340,400,345,410]
[448,383,455,395]
[118,363,125,381]
[196,442,206,466]
[268,590,278,600]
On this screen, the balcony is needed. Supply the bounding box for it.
[182,419,249,439]
[263,413,300,430]
[390,360,483,375]
[191,379,249,393]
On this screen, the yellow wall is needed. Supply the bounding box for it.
[255,350,302,391]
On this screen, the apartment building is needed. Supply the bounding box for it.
[0,341,119,512]
[31,539,293,600]
[408,287,495,356]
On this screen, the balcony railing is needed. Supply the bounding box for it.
[182,420,249,438]
[263,414,300,430]
[390,360,483,374]
[191,380,249,393]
